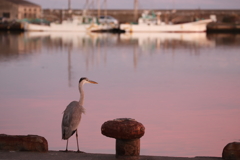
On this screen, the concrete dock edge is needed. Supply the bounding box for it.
[0,151,223,160]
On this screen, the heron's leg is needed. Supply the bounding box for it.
[65,139,69,152]
[76,129,80,152]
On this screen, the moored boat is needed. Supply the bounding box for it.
[24,15,97,32]
[120,11,216,33]
[24,15,119,32]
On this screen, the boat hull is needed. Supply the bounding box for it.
[120,19,213,33]
[24,23,96,32]
[24,22,117,32]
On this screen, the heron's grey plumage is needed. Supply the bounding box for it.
[61,77,97,152]
[62,101,85,139]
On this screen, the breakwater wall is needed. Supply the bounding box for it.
[43,9,240,24]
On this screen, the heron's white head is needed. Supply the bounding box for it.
[79,77,98,86]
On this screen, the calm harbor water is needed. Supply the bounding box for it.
[0,32,240,157]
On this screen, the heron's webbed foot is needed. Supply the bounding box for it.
[59,149,68,152]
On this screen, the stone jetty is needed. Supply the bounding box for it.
[0,134,239,160]
[0,151,223,160]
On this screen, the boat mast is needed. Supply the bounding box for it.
[68,0,71,10]
[97,0,101,18]
[82,0,89,16]
[134,0,138,22]
[104,0,107,17]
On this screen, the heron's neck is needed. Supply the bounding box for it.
[79,84,84,106]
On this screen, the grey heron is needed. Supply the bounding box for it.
[61,77,98,152]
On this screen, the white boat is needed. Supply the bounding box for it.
[24,15,119,32]
[120,11,216,33]
[24,15,100,32]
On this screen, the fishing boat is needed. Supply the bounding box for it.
[120,10,216,33]
[24,15,119,32]
[24,15,99,32]
[24,0,118,32]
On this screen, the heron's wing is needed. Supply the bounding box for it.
[61,101,85,139]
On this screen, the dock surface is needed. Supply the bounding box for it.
[0,151,223,160]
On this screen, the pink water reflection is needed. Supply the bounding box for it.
[0,32,240,157]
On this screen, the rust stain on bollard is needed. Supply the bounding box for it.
[101,118,145,157]
[116,139,140,156]
[0,134,48,152]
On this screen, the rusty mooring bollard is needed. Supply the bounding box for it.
[222,142,240,160]
[101,118,145,157]
[0,134,48,152]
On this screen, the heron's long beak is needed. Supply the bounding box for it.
[88,80,98,84]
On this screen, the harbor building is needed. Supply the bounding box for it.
[0,0,41,21]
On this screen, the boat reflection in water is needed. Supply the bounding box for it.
[24,31,215,51]
[23,31,216,72]
[24,31,118,48]
[1,32,240,157]
[120,32,215,51]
